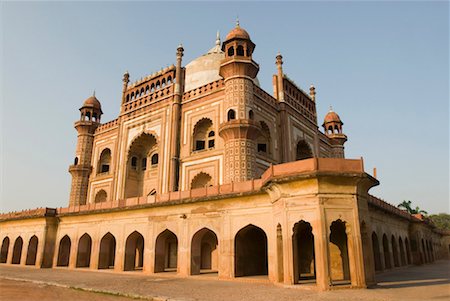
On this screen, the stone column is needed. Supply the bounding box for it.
[315,208,330,290]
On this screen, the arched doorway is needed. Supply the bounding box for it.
[76,233,92,268]
[26,236,38,265]
[292,221,315,283]
[57,235,71,267]
[155,230,178,273]
[191,228,218,275]
[12,237,23,264]
[124,231,144,271]
[372,232,382,271]
[328,220,350,283]
[98,232,116,269]
[0,237,10,263]
[399,237,406,266]
[382,234,391,269]
[391,235,399,267]
[234,225,268,277]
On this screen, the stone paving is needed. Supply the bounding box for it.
[0,261,449,301]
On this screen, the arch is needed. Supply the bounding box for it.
[156,80,160,89]
[382,234,391,269]
[151,83,155,92]
[25,235,38,265]
[405,237,411,264]
[154,229,178,273]
[98,232,116,269]
[192,118,214,151]
[0,237,9,263]
[97,148,111,174]
[391,235,399,267]
[190,228,218,275]
[191,172,213,189]
[236,45,245,56]
[167,76,172,84]
[94,189,107,203]
[372,232,382,271]
[12,237,23,264]
[292,221,316,283]
[227,46,234,57]
[151,153,159,165]
[57,235,71,267]
[399,237,406,266]
[76,233,92,268]
[161,78,166,87]
[248,110,254,120]
[328,220,350,283]
[145,85,149,94]
[125,133,158,198]
[257,121,271,154]
[227,109,236,121]
[296,140,313,160]
[124,231,144,271]
[234,224,268,277]
[74,157,78,165]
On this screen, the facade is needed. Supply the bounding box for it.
[1,23,448,291]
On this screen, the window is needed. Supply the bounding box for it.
[249,110,254,120]
[74,157,78,165]
[227,109,236,121]
[151,153,159,165]
[257,143,267,153]
[101,164,109,173]
[97,148,111,174]
[227,46,234,57]
[236,45,244,56]
[195,140,205,151]
[193,118,214,152]
[141,158,147,171]
[131,157,137,169]
[208,140,215,149]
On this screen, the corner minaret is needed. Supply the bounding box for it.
[323,107,347,158]
[219,22,261,183]
[68,94,102,206]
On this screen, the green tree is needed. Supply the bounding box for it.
[397,200,428,215]
[429,213,450,230]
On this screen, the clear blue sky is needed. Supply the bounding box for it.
[1,1,448,214]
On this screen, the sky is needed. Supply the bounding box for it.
[0,1,448,214]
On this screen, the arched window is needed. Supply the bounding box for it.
[131,157,138,169]
[162,78,166,87]
[191,172,213,189]
[151,153,159,165]
[94,190,107,203]
[257,121,271,154]
[151,83,155,92]
[236,45,245,56]
[97,148,111,174]
[192,118,214,151]
[227,109,236,121]
[141,158,147,171]
[227,46,234,57]
[208,131,215,149]
[145,86,149,94]
[167,76,172,84]
[296,140,313,160]
[248,110,254,120]
[156,81,160,89]
[74,157,78,165]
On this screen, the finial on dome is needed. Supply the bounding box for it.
[329,105,333,112]
[236,16,240,27]
[93,90,96,97]
[216,30,221,46]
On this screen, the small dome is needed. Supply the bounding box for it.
[323,109,342,124]
[82,95,102,110]
[225,25,250,41]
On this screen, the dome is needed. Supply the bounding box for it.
[82,95,102,110]
[225,25,250,41]
[323,109,342,125]
[184,32,259,92]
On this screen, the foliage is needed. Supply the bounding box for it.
[429,213,450,230]
[397,200,428,215]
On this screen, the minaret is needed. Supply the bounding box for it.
[121,71,130,104]
[322,107,347,158]
[275,53,289,162]
[68,94,102,206]
[168,44,184,192]
[219,21,261,183]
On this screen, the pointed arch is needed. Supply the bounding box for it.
[26,235,39,265]
[76,233,92,268]
[234,224,268,277]
[191,228,218,275]
[0,237,9,263]
[328,220,350,283]
[94,189,107,203]
[192,118,214,151]
[57,235,71,267]
[191,172,213,189]
[97,148,111,174]
[124,231,144,271]
[98,232,116,269]
[296,140,313,160]
[155,229,178,273]
[292,221,316,283]
[12,237,23,264]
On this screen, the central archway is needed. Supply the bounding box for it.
[234,225,268,277]
[155,230,178,273]
[292,221,316,283]
[124,231,144,271]
[191,228,218,275]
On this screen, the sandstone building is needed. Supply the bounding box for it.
[1,23,448,291]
